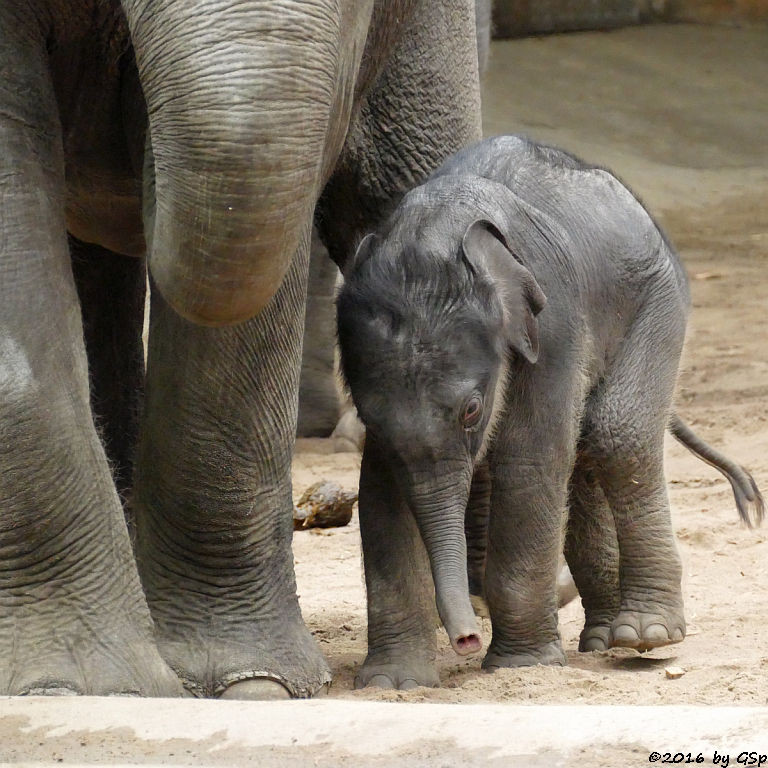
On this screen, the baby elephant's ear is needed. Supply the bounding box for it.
[462,220,546,364]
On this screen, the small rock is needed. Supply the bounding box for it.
[665,666,686,679]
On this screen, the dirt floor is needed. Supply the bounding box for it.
[292,24,768,707]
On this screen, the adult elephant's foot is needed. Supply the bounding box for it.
[134,260,332,699]
[609,606,686,651]
[354,652,439,690]
[220,678,330,699]
[134,492,332,699]
[482,639,566,670]
[578,607,620,652]
[578,623,612,652]
[0,387,182,697]
[152,614,332,699]
[1,639,182,698]
[0,596,182,697]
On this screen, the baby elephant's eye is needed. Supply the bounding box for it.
[461,394,484,430]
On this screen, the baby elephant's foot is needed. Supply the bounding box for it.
[482,639,566,670]
[610,608,686,651]
[354,653,439,690]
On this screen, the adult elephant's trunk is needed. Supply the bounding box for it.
[121,0,373,325]
[407,468,483,656]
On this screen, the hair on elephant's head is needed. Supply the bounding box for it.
[337,178,546,655]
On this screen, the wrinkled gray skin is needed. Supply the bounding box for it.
[0,0,481,698]
[297,232,342,438]
[337,135,762,689]
[297,0,492,440]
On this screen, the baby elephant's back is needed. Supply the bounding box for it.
[438,136,685,296]
[434,136,690,368]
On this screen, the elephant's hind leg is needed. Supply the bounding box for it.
[133,227,330,699]
[296,228,341,438]
[565,460,621,652]
[70,237,147,513]
[465,459,491,618]
[582,301,687,651]
[0,13,179,697]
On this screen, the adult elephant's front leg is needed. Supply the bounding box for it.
[0,7,180,698]
[134,232,330,699]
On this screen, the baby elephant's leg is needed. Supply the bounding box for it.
[483,451,570,668]
[465,459,491,617]
[355,439,440,690]
[584,304,687,651]
[565,462,621,651]
[467,459,580,622]
[483,382,580,669]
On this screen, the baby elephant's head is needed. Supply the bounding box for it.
[337,201,546,655]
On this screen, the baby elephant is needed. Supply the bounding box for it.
[337,135,763,690]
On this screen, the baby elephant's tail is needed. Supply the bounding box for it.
[669,414,764,528]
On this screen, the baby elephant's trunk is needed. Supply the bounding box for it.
[408,474,483,656]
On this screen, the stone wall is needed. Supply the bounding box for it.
[492,0,768,37]
[663,0,768,24]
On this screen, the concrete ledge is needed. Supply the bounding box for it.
[1,698,767,767]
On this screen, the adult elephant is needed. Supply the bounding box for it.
[0,0,481,698]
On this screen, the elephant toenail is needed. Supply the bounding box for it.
[25,686,79,697]
[366,674,396,689]
[612,624,641,646]
[219,678,292,700]
[643,624,670,643]
[582,636,609,652]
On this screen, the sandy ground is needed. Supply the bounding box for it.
[292,24,768,707]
